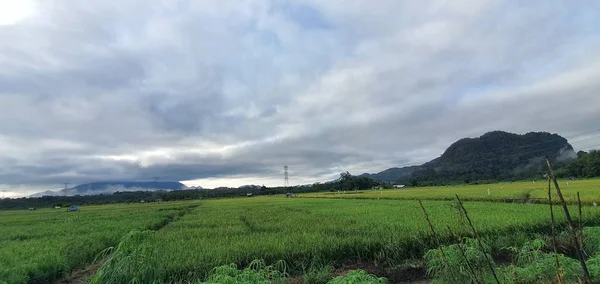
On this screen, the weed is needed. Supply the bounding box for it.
[303,265,333,284]
[327,270,387,284]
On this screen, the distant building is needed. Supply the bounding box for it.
[54,206,61,209]
[69,205,79,211]
[286,192,293,198]
[247,193,253,197]
[393,185,405,188]
[28,207,36,211]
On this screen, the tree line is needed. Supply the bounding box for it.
[0,172,386,210]
[2,148,598,210]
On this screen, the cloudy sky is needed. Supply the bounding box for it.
[1,0,600,197]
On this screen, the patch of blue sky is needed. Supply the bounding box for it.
[273,2,333,30]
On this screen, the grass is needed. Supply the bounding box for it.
[4,179,600,283]
[88,197,600,282]
[0,201,200,284]
[302,179,600,204]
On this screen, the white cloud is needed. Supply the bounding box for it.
[0,0,36,25]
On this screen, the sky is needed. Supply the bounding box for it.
[1,0,600,197]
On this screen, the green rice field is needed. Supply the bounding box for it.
[3,179,600,283]
[0,201,200,284]
[303,179,600,204]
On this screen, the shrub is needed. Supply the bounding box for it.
[199,259,288,284]
[499,239,582,284]
[425,237,494,283]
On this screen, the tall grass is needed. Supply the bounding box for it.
[89,230,161,284]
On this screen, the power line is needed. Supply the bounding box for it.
[563,128,600,140]
[575,142,600,151]
[569,134,600,145]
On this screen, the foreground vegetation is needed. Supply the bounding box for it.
[424,228,600,283]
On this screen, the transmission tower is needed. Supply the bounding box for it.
[284,166,289,187]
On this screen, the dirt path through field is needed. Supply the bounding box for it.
[54,264,100,284]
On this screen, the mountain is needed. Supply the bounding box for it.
[30,181,186,197]
[359,166,419,183]
[411,131,575,184]
[432,131,574,167]
[363,131,576,184]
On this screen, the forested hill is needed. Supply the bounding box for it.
[409,131,575,184]
[366,131,577,185]
[359,166,419,182]
[434,131,573,167]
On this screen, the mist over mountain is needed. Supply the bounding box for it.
[29,181,186,197]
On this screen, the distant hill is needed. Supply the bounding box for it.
[29,181,186,197]
[359,166,419,183]
[362,131,576,184]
